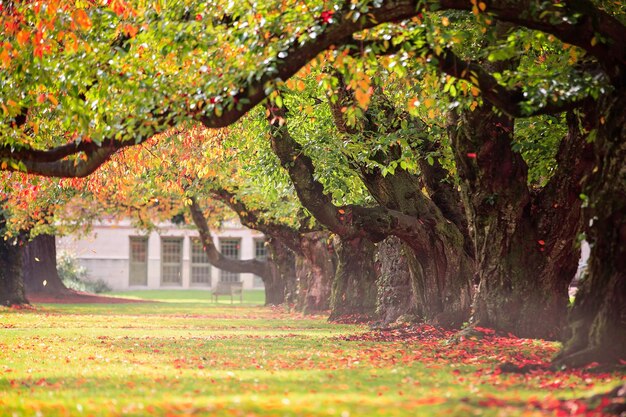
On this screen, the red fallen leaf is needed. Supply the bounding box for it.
[467,152,477,158]
[474,326,495,335]
[538,240,545,245]
[477,396,508,407]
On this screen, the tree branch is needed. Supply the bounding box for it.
[4,146,118,178]
[208,187,304,255]
[188,196,273,279]
[267,102,432,250]
[438,0,626,82]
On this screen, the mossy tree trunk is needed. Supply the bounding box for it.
[269,101,473,328]
[295,232,336,313]
[375,236,419,325]
[555,91,626,366]
[450,105,593,340]
[329,235,377,321]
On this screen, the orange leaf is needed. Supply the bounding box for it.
[16,30,30,47]
[74,9,91,30]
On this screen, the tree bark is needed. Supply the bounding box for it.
[22,234,71,297]
[264,237,296,306]
[0,211,28,306]
[375,236,419,325]
[295,232,336,313]
[329,235,378,321]
[268,103,473,328]
[450,105,593,339]
[555,91,626,366]
[0,235,28,306]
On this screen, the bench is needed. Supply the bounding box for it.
[212,281,243,304]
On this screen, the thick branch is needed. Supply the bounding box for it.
[209,187,304,255]
[267,103,432,249]
[5,147,118,178]
[188,196,272,280]
[327,74,469,239]
[431,46,592,117]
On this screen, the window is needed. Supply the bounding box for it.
[219,238,240,283]
[129,237,148,286]
[253,239,266,288]
[161,237,183,285]
[190,237,211,285]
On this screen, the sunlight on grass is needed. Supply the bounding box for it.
[0,291,622,417]
[108,289,266,305]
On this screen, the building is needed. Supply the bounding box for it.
[57,219,266,290]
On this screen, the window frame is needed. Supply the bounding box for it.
[129,236,149,286]
[160,237,183,286]
[190,237,211,286]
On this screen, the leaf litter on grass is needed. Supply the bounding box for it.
[0,303,624,416]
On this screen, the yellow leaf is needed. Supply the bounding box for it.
[48,95,59,106]
[590,37,597,46]
[478,2,487,11]
[441,17,450,26]
[424,98,434,108]
[428,109,436,119]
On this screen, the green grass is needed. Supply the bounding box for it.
[108,289,266,305]
[0,291,622,417]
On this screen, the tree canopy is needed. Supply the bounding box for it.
[1,0,625,368]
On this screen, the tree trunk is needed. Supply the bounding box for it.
[268,102,473,327]
[450,106,591,339]
[0,235,27,306]
[0,211,28,306]
[295,232,335,313]
[374,236,419,325]
[329,235,377,321]
[555,91,626,366]
[22,234,71,297]
[264,237,297,306]
[357,165,473,328]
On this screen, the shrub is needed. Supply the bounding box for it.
[57,252,111,294]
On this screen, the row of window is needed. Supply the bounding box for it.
[129,236,266,286]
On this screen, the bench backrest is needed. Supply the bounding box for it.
[214,281,243,294]
[229,282,243,294]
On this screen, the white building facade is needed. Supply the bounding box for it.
[57,219,266,290]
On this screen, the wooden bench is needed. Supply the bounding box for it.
[212,281,244,304]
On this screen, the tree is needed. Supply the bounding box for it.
[1,0,623,365]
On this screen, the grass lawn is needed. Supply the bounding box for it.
[0,291,623,417]
[108,289,267,305]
